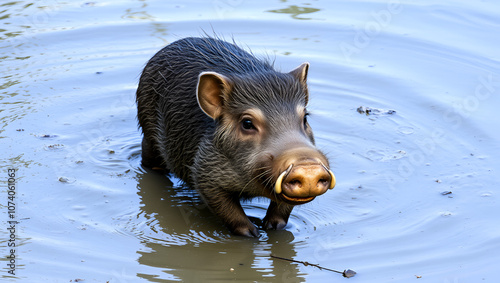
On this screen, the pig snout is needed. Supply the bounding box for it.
[273,148,336,204]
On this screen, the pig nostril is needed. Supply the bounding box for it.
[318,179,329,187]
[289,179,301,187]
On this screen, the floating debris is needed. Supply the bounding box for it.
[270,255,356,278]
[343,269,357,278]
[441,191,453,198]
[46,144,64,150]
[357,106,396,116]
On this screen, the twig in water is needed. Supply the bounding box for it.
[270,255,356,278]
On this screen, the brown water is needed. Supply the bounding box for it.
[1,0,500,282]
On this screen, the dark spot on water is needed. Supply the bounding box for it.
[47,144,64,150]
[95,71,102,74]
[441,191,453,198]
[356,106,396,116]
[40,134,58,138]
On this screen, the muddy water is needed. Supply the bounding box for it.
[1,0,500,282]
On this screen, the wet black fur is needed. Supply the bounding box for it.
[136,37,311,237]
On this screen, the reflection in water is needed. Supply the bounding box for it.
[0,153,38,173]
[0,75,32,135]
[0,2,58,130]
[1,0,64,60]
[122,1,169,45]
[267,5,320,20]
[123,10,155,21]
[134,168,303,281]
[0,77,20,92]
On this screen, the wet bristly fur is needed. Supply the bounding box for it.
[136,36,322,237]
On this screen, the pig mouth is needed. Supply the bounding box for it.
[279,194,315,205]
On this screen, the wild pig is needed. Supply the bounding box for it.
[136,37,335,237]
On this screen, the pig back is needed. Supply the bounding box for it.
[136,37,274,183]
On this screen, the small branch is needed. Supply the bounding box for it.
[270,255,356,278]
[270,255,342,273]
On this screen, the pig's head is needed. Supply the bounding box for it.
[196,62,335,205]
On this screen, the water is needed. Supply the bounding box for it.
[1,0,500,282]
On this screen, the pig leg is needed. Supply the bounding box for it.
[263,201,294,230]
[141,137,166,171]
[200,189,260,237]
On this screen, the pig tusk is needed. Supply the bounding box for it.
[274,164,293,195]
[328,169,336,189]
[321,162,336,190]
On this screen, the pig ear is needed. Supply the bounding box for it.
[197,72,232,119]
[289,62,309,84]
[289,62,310,104]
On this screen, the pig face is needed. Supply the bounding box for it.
[197,62,335,205]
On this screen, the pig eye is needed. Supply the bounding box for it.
[303,113,309,126]
[241,118,256,131]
